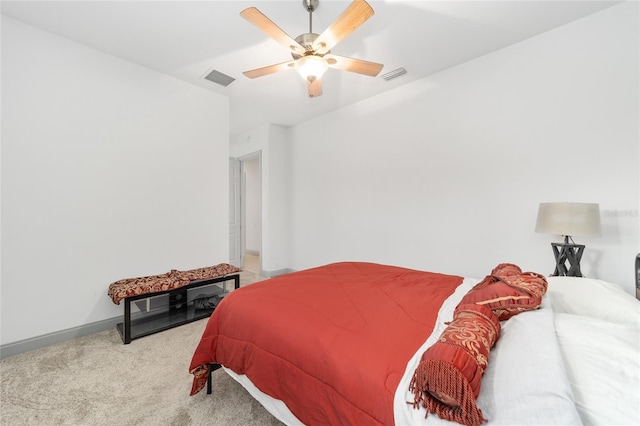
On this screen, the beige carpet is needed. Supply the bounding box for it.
[0,271,283,426]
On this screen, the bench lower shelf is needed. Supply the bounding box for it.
[117,274,240,344]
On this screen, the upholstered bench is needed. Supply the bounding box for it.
[108,263,241,344]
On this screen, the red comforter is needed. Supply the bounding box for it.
[189,262,463,425]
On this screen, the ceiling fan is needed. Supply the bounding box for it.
[240,0,383,98]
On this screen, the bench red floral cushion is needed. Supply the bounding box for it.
[107,263,241,305]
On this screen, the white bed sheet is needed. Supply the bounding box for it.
[224,366,305,426]
[217,275,640,425]
[547,276,640,425]
[396,297,581,425]
[554,312,640,425]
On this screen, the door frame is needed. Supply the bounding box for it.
[229,158,241,268]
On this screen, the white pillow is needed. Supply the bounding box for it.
[554,312,640,425]
[473,298,582,425]
[546,276,640,328]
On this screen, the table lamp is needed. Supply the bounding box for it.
[535,202,601,277]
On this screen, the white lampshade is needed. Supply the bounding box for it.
[535,202,601,237]
[295,55,328,82]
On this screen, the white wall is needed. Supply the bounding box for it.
[286,2,639,295]
[266,124,290,272]
[1,17,230,345]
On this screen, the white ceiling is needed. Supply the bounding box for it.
[1,0,620,137]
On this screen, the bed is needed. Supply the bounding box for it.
[189,261,640,425]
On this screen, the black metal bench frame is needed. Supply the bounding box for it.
[116,274,240,344]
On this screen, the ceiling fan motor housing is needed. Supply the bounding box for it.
[292,33,329,59]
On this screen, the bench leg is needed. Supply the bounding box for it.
[123,298,132,344]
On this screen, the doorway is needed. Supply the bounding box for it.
[238,153,262,274]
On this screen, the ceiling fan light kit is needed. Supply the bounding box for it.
[240,0,383,98]
[295,55,328,82]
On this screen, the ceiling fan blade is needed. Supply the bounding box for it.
[307,78,323,98]
[325,54,383,77]
[243,60,296,79]
[240,7,306,56]
[312,0,375,55]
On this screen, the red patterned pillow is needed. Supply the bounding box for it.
[459,263,548,321]
[410,263,548,425]
[409,303,500,426]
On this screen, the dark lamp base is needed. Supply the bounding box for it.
[551,243,585,277]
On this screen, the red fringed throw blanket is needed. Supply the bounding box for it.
[409,263,548,426]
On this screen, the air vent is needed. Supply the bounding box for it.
[204,69,236,87]
[381,67,407,81]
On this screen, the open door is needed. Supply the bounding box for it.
[229,158,241,267]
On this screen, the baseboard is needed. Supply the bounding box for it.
[245,250,260,256]
[260,268,295,278]
[0,270,296,359]
[0,316,121,360]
